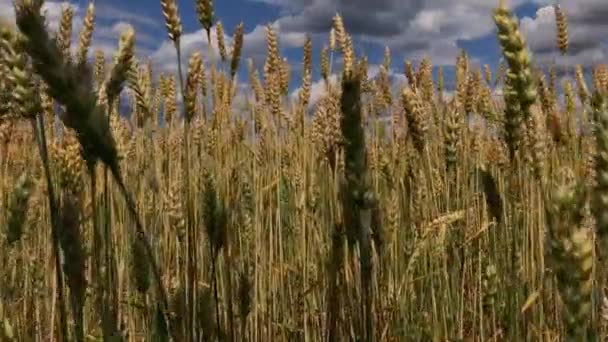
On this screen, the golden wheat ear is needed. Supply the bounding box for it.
[160,0,182,44]
[402,87,428,155]
[554,5,569,55]
[75,3,95,66]
[184,52,202,123]
[215,21,227,62]
[230,22,244,79]
[56,4,74,62]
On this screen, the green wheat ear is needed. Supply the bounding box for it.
[592,92,608,239]
[14,1,120,173]
[131,236,151,294]
[202,170,227,256]
[545,175,594,341]
[58,192,86,342]
[0,300,15,340]
[6,172,33,245]
[493,1,537,161]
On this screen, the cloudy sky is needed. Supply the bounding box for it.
[1,0,607,95]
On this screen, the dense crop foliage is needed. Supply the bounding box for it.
[0,0,606,340]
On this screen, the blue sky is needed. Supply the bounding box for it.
[1,0,607,99]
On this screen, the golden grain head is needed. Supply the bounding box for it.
[57,4,75,56]
[215,21,227,62]
[230,22,244,78]
[161,0,182,43]
[76,2,95,65]
[554,4,569,55]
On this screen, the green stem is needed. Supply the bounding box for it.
[110,166,174,338]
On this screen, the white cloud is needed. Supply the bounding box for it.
[521,2,608,67]
[254,0,608,70]
[290,63,409,109]
[150,27,223,73]
[411,9,446,34]
[297,74,338,107]
[95,4,160,29]
[149,19,308,76]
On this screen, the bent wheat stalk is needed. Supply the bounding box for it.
[13,1,175,337]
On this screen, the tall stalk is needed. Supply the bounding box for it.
[204,21,225,342]
[340,66,375,341]
[172,38,200,341]
[30,114,68,341]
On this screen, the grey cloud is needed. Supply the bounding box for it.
[255,0,408,13]
[255,0,529,66]
[275,0,419,37]
[567,1,608,25]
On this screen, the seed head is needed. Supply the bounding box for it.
[215,21,227,62]
[230,22,244,79]
[161,0,182,43]
[76,2,95,65]
[196,0,214,37]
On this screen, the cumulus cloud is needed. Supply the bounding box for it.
[150,20,307,75]
[249,0,608,77]
[292,73,337,107]
[94,4,160,29]
[251,0,530,66]
[290,63,409,109]
[521,1,608,67]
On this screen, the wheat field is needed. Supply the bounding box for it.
[0,0,606,341]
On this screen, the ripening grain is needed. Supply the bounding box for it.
[0,1,606,341]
